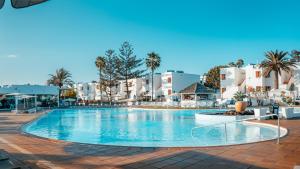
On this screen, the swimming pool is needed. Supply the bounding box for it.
[23,108,287,147]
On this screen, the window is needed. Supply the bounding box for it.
[221,88,226,93]
[255,71,261,78]
[265,86,271,91]
[221,74,226,80]
[168,89,172,95]
[146,79,149,85]
[256,86,261,91]
[167,77,172,83]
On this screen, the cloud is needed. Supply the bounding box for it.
[7,54,17,58]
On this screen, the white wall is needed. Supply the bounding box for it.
[292,65,300,97]
[161,71,200,101]
[244,65,274,91]
[141,74,162,99]
[220,67,245,87]
[117,74,163,100]
[220,67,245,99]
[74,82,100,101]
[117,78,143,100]
[244,64,294,91]
[220,64,296,100]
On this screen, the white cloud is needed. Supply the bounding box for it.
[7,54,17,58]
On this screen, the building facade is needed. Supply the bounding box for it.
[74,82,101,101]
[74,73,163,102]
[161,70,200,102]
[220,64,296,100]
[116,73,162,101]
[220,67,246,99]
[74,71,201,102]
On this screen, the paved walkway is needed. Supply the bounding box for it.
[0,112,300,169]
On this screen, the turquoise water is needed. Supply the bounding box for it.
[23,108,283,147]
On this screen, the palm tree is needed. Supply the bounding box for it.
[47,68,73,88]
[228,62,236,67]
[236,59,244,68]
[95,56,106,100]
[260,50,297,89]
[146,52,161,101]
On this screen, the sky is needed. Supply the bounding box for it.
[1,0,300,85]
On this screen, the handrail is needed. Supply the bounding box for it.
[191,113,281,144]
[191,114,277,130]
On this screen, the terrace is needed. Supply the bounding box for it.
[0,111,299,169]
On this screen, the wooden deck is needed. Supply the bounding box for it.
[0,112,299,169]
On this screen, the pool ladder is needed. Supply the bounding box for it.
[191,114,281,144]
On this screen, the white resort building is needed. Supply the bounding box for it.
[220,64,299,102]
[161,70,200,102]
[116,73,162,101]
[74,74,163,102]
[74,82,101,101]
[73,70,203,103]
[116,78,145,101]
[220,67,246,99]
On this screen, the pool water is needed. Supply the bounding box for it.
[23,108,286,147]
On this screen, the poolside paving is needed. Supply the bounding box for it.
[0,112,300,169]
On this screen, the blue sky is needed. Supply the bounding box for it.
[1,0,300,85]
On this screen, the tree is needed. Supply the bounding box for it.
[47,68,73,88]
[102,50,118,102]
[205,65,227,89]
[260,50,297,89]
[146,52,161,101]
[61,89,77,98]
[236,59,244,68]
[228,62,236,67]
[228,59,245,68]
[117,41,146,99]
[95,56,106,100]
[291,50,300,62]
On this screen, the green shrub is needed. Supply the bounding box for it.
[233,91,246,101]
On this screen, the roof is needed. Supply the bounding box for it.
[0,85,59,95]
[179,82,216,94]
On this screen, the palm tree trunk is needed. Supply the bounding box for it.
[274,71,279,89]
[125,77,129,99]
[109,76,112,104]
[58,87,62,107]
[109,87,112,104]
[99,69,102,101]
[151,70,154,101]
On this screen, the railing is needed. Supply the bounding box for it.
[191,114,281,144]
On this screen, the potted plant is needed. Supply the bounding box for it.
[233,91,247,113]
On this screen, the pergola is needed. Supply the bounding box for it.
[0,85,60,109]
[5,93,37,113]
[179,82,216,102]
